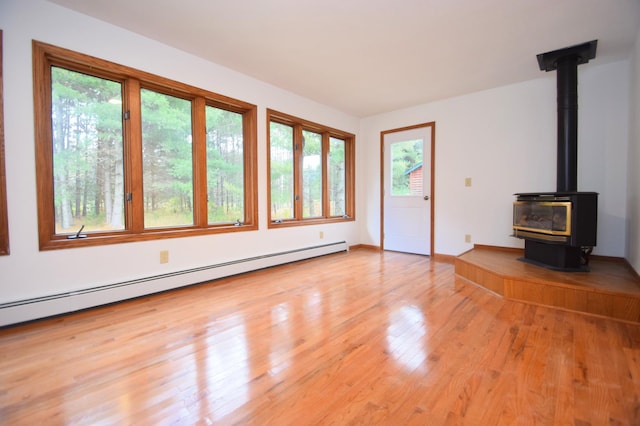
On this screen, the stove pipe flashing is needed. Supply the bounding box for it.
[536,40,597,193]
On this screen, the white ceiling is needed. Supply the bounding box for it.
[46,0,640,117]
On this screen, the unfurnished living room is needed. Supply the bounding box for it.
[1,0,640,424]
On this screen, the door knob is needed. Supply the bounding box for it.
[423,195,430,200]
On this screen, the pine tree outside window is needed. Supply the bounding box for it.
[51,67,125,234]
[33,41,257,250]
[267,109,355,227]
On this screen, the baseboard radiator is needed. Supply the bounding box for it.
[0,241,348,327]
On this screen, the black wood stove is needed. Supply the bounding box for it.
[513,40,598,272]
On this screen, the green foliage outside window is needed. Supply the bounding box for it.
[141,89,194,228]
[206,106,244,224]
[302,130,322,218]
[329,137,346,216]
[268,109,354,225]
[270,122,294,219]
[51,67,125,233]
[391,139,422,196]
[51,67,252,234]
[36,41,258,248]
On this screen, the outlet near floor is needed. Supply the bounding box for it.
[465,234,471,243]
[160,250,169,264]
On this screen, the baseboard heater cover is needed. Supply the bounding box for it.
[0,241,348,327]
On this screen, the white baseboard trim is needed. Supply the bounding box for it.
[0,241,348,327]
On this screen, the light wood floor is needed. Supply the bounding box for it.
[1,248,640,425]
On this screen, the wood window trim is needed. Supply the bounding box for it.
[0,29,8,255]
[266,108,355,228]
[32,40,258,250]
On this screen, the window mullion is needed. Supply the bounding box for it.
[346,136,355,217]
[293,124,303,220]
[124,78,144,233]
[34,44,56,248]
[242,109,257,225]
[192,97,207,227]
[321,132,330,218]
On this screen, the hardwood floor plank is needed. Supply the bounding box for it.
[1,249,640,424]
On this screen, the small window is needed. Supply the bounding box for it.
[390,139,423,196]
[267,109,355,227]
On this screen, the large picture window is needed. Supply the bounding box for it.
[267,109,355,227]
[33,41,257,250]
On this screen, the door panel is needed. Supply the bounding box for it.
[382,125,433,255]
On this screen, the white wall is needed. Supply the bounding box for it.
[360,60,631,258]
[0,0,360,307]
[627,28,640,273]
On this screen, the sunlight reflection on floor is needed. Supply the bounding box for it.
[386,305,427,371]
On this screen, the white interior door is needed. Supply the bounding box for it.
[383,126,432,255]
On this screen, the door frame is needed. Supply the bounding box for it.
[380,122,436,254]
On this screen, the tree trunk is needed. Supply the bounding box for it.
[61,191,73,230]
[111,156,124,228]
[74,172,81,219]
[82,167,88,218]
[104,162,113,227]
[55,101,73,231]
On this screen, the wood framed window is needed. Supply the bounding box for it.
[0,30,9,255]
[267,109,355,227]
[33,41,257,250]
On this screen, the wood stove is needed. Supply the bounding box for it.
[513,192,597,271]
[513,40,598,271]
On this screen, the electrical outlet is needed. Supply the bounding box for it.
[319,231,324,239]
[465,177,472,187]
[160,250,169,264]
[465,234,471,243]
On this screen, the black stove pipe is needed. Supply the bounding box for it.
[537,40,597,193]
[556,55,579,192]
